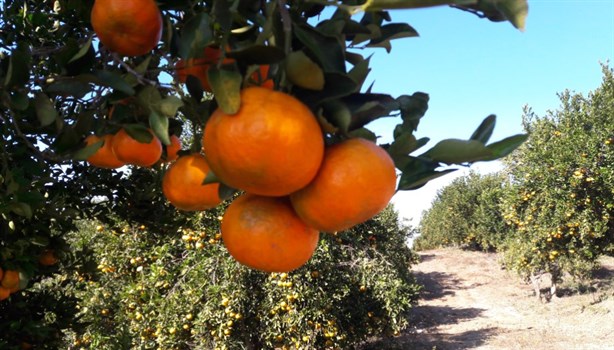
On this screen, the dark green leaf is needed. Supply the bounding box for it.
[422,139,493,164]
[368,23,419,52]
[227,45,286,65]
[212,0,233,35]
[34,93,58,127]
[46,79,92,98]
[93,70,135,95]
[348,127,377,142]
[343,93,396,131]
[137,85,163,113]
[178,13,213,59]
[321,100,351,133]
[218,183,237,201]
[68,37,94,63]
[398,167,457,191]
[295,72,358,107]
[124,124,154,143]
[9,91,29,111]
[293,23,346,74]
[203,170,220,185]
[4,48,31,88]
[397,93,429,131]
[208,66,242,114]
[347,54,371,89]
[10,202,33,218]
[470,114,496,144]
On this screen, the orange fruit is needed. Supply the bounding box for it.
[290,138,397,233]
[85,134,125,169]
[91,0,162,56]
[162,154,222,211]
[247,65,274,89]
[175,46,231,92]
[203,87,324,196]
[0,287,10,301]
[112,128,162,167]
[221,194,319,272]
[1,269,19,290]
[39,250,59,266]
[164,134,181,162]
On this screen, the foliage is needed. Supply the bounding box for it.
[62,205,420,349]
[414,171,510,251]
[500,66,614,282]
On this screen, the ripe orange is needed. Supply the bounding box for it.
[164,135,182,162]
[162,154,222,211]
[39,250,59,266]
[247,65,274,89]
[221,194,320,272]
[176,48,273,91]
[175,46,231,92]
[91,0,162,56]
[112,128,162,167]
[290,138,397,233]
[85,134,125,169]
[203,87,324,196]
[1,269,19,290]
[0,287,9,301]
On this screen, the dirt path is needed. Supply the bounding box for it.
[364,248,614,350]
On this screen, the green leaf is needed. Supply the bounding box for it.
[137,85,163,113]
[93,70,135,95]
[31,235,50,247]
[124,124,154,143]
[34,93,58,127]
[470,114,496,144]
[212,0,233,36]
[368,23,419,52]
[149,111,171,146]
[388,131,417,156]
[293,23,346,74]
[178,13,213,59]
[296,73,358,107]
[73,139,103,161]
[486,133,528,159]
[208,66,242,115]
[157,96,184,117]
[495,0,529,31]
[68,37,94,63]
[423,139,493,164]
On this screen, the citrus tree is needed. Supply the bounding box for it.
[415,171,509,251]
[500,66,614,297]
[1,0,529,347]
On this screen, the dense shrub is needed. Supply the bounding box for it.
[500,66,614,283]
[62,205,420,349]
[414,171,509,252]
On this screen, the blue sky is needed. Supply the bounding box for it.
[359,1,614,225]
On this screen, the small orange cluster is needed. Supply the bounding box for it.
[198,87,396,273]
[86,130,180,169]
[175,46,274,92]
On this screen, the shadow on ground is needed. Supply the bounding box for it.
[413,270,462,300]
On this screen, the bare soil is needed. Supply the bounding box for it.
[363,248,614,350]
